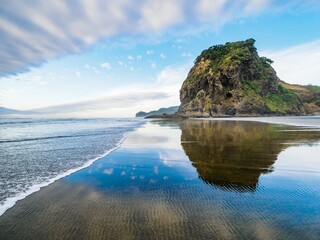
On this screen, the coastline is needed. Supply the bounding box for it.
[0,122,143,217]
[146,114,320,128]
[1,118,320,239]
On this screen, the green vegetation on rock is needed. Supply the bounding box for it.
[305,85,320,94]
[179,39,320,117]
[135,106,179,117]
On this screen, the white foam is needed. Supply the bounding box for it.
[0,126,141,217]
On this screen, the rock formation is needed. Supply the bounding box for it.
[179,39,320,117]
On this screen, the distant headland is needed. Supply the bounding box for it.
[135,106,179,117]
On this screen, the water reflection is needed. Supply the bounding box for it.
[178,120,320,192]
[1,120,320,239]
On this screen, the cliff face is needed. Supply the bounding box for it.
[179,39,320,117]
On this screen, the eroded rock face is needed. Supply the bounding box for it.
[178,39,317,117]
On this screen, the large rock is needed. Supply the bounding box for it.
[179,39,320,117]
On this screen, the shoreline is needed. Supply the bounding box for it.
[148,115,320,128]
[0,125,141,217]
[194,115,320,128]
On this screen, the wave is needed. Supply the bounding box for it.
[0,118,83,125]
[0,132,113,144]
[0,123,143,217]
[0,118,129,126]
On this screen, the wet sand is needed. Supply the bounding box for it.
[1,120,320,239]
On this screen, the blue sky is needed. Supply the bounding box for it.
[1,0,320,117]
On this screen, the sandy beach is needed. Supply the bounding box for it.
[1,119,320,239]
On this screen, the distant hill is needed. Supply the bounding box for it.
[279,82,320,113]
[0,107,36,115]
[179,38,320,117]
[136,106,179,117]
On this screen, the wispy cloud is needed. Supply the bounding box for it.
[1,61,192,117]
[160,53,167,59]
[1,0,297,78]
[75,71,82,78]
[260,40,320,85]
[150,63,157,69]
[138,0,184,32]
[46,62,190,116]
[33,91,169,114]
[181,52,192,58]
[100,62,111,69]
[155,62,192,89]
[146,50,154,55]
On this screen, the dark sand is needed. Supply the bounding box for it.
[1,120,320,239]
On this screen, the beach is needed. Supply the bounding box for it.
[1,118,320,239]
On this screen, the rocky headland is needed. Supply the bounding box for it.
[179,39,320,117]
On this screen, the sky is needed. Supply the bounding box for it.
[1,0,320,117]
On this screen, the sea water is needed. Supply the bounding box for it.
[0,116,320,239]
[0,118,143,215]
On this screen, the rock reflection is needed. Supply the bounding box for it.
[179,120,320,192]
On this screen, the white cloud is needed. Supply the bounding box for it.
[181,52,192,58]
[118,61,124,66]
[63,63,190,116]
[75,71,81,78]
[196,0,228,22]
[150,62,192,109]
[195,0,272,27]
[146,50,154,55]
[33,90,169,114]
[100,62,111,69]
[260,41,320,85]
[2,61,191,116]
[1,0,316,77]
[160,53,167,59]
[150,63,157,69]
[128,55,134,61]
[138,0,184,32]
[155,62,192,90]
[112,62,191,116]
[31,75,43,83]
[244,0,271,14]
[136,55,142,60]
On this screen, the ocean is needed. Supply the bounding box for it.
[0,118,143,216]
[0,116,320,239]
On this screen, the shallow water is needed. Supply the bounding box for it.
[0,118,143,215]
[0,119,320,239]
